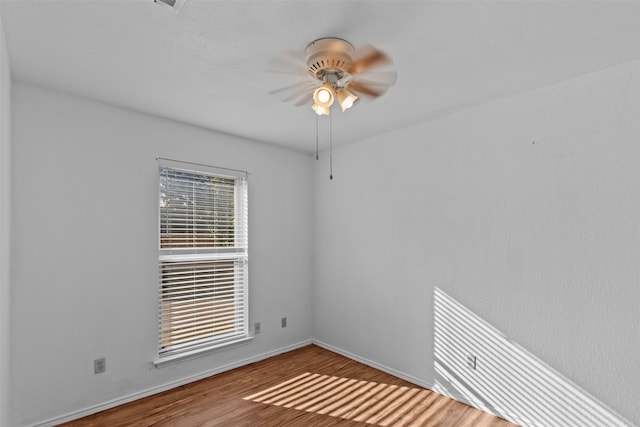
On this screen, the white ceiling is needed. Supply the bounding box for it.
[1,0,639,153]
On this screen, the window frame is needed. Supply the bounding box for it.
[155,158,250,366]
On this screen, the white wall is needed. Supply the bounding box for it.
[313,60,640,425]
[10,83,313,426]
[0,9,12,427]
[7,57,639,426]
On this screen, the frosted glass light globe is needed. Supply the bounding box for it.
[317,89,331,104]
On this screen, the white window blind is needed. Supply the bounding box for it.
[158,159,248,360]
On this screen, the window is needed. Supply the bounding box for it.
[157,159,248,362]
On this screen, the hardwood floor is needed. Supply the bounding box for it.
[57,345,518,426]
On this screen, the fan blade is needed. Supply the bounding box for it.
[269,81,313,95]
[266,50,307,76]
[294,92,313,107]
[269,81,317,107]
[283,84,317,103]
[351,71,398,87]
[347,81,386,98]
[348,45,392,75]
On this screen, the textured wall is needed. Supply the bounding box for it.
[313,60,640,425]
[10,83,313,426]
[0,9,11,427]
[434,287,632,426]
[7,53,640,427]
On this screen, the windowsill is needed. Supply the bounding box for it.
[153,336,254,368]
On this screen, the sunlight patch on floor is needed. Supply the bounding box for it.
[244,372,438,426]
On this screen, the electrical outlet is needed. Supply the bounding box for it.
[281,317,287,328]
[467,355,476,370]
[254,322,261,334]
[94,357,106,374]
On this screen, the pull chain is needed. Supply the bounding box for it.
[315,114,319,160]
[329,112,333,180]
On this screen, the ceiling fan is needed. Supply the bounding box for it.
[269,37,397,115]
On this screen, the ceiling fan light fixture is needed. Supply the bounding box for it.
[336,87,358,112]
[311,83,335,115]
[270,37,397,179]
[313,83,334,106]
[317,88,331,103]
[311,103,330,115]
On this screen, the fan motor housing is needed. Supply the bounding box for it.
[305,38,354,82]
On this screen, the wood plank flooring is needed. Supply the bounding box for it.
[57,345,518,427]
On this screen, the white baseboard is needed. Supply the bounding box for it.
[32,339,441,427]
[311,339,433,391]
[310,341,486,421]
[30,339,312,427]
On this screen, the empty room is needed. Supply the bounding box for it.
[0,1,639,426]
